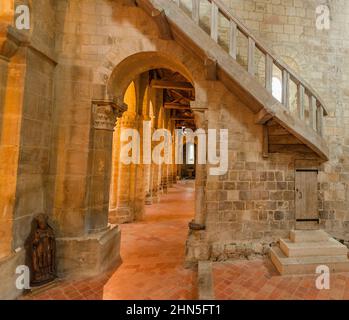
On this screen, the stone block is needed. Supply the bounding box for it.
[56,224,121,277]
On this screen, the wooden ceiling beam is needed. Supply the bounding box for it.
[170,118,195,121]
[164,103,191,110]
[151,80,194,91]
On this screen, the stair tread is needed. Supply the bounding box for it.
[281,237,346,249]
[290,230,329,242]
[271,247,349,265]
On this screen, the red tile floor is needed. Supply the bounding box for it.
[21,180,349,300]
[21,180,197,300]
[213,258,349,300]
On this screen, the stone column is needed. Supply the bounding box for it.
[145,165,153,205]
[151,145,162,203]
[109,127,121,212]
[189,109,208,230]
[161,163,168,194]
[55,98,126,279]
[111,111,138,223]
[171,122,179,186]
[143,116,153,205]
[87,100,125,233]
[133,115,146,220]
[185,106,210,266]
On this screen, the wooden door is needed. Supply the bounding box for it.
[295,170,318,221]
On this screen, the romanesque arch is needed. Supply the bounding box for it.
[102,51,201,225]
[106,51,195,103]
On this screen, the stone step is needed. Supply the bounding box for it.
[270,247,349,275]
[280,238,348,257]
[290,230,329,243]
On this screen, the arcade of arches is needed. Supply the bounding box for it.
[108,69,197,225]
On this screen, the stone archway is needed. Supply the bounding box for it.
[98,51,199,220]
[90,51,209,269]
[106,51,194,103]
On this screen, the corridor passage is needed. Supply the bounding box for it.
[103,180,197,300]
[22,180,197,300]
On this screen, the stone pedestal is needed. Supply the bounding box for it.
[145,192,153,205]
[271,230,349,275]
[185,229,210,267]
[109,207,132,224]
[0,249,26,300]
[56,224,121,278]
[152,187,161,203]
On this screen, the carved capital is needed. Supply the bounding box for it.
[0,25,30,61]
[113,96,128,118]
[117,111,138,128]
[191,102,208,129]
[92,102,117,131]
[92,97,128,131]
[0,36,18,61]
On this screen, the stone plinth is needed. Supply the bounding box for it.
[185,229,210,267]
[271,230,349,275]
[56,225,121,277]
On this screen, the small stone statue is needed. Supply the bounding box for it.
[29,214,56,287]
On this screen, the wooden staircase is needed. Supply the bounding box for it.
[136,0,329,160]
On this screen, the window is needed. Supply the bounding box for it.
[272,76,282,102]
[187,143,195,165]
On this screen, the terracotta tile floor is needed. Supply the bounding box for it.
[213,258,349,300]
[23,180,349,301]
[22,180,197,300]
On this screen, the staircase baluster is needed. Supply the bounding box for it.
[309,95,317,131]
[210,1,218,42]
[192,0,200,24]
[282,70,290,108]
[248,37,255,75]
[229,20,237,59]
[317,105,324,137]
[265,54,273,93]
[297,83,305,120]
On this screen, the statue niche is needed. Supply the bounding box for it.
[27,214,56,287]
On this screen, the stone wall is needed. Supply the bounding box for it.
[0,0,56,299]
[219,0,349,240]
[13,0,56,248]
[183,0,349,260]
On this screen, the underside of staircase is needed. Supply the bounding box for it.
[271,230,349,275]
[132,0,329,160]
